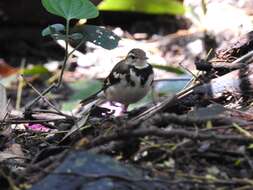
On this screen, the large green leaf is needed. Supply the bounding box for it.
[71,25,121,50]
[98,0,185,15]
[41,0,99,20]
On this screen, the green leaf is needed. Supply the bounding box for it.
[42,24,65,37]
[22,65,50,76]
[152,64,185,75]
[41,0,99,20]
[234,159,242,166]
[41,24,67,40]
[98,0,185,15]
[71,25,120,49]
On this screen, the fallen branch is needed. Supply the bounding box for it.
[87,126,253,149]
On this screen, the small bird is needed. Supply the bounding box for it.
[80,48,154,111]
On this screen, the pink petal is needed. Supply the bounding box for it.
[25,124,50,132]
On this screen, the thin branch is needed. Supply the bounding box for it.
[0,118,72,125]
[87,126,253,149]
[24,83,57,110]
[131,83,200,124]
[232,50,253,64]
[16,59,26,110]
[21,75,64,116]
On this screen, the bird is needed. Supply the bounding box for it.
[80,48,154,112]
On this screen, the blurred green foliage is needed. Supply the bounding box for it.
[98,0,185,15]
[61,80,102,111]
[22,65,50,77]
[152,64,185,75]
[68,79,102,101]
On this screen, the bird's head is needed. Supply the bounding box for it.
[125,48,148,68]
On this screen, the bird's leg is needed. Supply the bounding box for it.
[151,84,158,105]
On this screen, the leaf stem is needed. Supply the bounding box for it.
[57,19,70,88]
[68,37,87,56]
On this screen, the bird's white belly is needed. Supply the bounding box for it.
[105,72,153,105]
[106,83,148,104]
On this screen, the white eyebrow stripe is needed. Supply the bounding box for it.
[133,63,150,69]
[128,53,135,56]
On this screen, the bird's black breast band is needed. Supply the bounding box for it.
[130,64,154,86]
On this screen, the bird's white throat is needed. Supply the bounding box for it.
[133,63,150,69]
[126,59,149,69]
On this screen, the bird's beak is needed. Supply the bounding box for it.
[144,56,148,60]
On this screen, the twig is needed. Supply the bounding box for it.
[16,59,26,110]
[232,50,253,64]
[131,82,199,124]
[1,99,11,125]
[21,75,64,115]
[56,19,70,88]
[179,60,199,80]
[147,112,248,128]
[87,126,253,149]
[207,50,253,71]
[31,109,74,119]
[0,118,72,125]
[25,83,57,110]
[233,123,253,139]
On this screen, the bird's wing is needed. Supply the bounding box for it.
[80,60,129,105]
[103,60,129,90]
